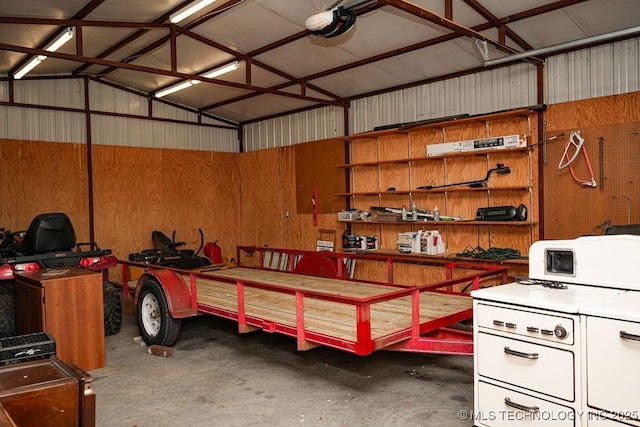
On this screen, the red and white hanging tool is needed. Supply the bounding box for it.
[558,131,597,188]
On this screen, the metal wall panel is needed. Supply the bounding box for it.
[0,106,8,139]
[243,106,344,152]
[151,100,198,122]
[89,81,148,116]
[201,115,237,127]
[91,114,238,152]
[0,79,8,102]
[0,77,238,151]
[547,38,640,104]
[349,63,538,135]
[5,107,85,143]
[14,78,85,109]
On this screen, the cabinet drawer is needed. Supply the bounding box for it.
[587,414,640,426]
[586,316,640,421]
[476,381,575,427]
[477,332,575,401]
[476,303,574,345]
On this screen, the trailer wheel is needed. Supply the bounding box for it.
[0,293,16,338]
[103,282,122,336]
[137,278,181,346]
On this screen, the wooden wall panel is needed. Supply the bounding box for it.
[239,148,286,248]
[239,144,343,252]
[352,169,379,194]
[545,93,640,130]
[0,139,89,240]
[161,149,240,254]
[378,134,409,160]
[543,93,640,239]
[542,122,640,238]
[92,145,163,263]
[410,129,443,157]
[379,163,409,193]
[294,138,345,215]
[350,138,378,162]
[92,146,242,269]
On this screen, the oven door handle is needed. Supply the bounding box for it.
[504,397,540,413]
[620,330,640,342]
[504,346,539,359]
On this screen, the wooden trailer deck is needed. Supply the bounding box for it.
[122,255,508,355]
[194,268,472,346]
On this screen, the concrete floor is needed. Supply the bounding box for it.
[91,297,475,427]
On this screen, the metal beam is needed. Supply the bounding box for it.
[378,0,520,54]
[0,42,348,107]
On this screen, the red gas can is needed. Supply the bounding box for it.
[203,241,223,264]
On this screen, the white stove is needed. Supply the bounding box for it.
[471,235,640,427]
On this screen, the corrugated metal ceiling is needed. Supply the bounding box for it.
[0,0,638,124]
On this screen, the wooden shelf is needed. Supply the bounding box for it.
[336,146,531,168]
[367,249,530,265]
[336,185,531,196]
[338,107,536,142]
[339,105,539,264]
[339,219,537,226]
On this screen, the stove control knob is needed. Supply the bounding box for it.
[554,325,568,339]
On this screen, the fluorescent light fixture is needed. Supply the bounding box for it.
[155,80,196,98]
[202,60,240,79]
[13,57,44,80]
[13,27,75,80]
[45,27,75,53]
[169,0,217,24]
[154,61,240,98]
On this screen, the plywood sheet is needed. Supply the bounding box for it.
[295,138,345,214]
[0,139,89,240]
[92,145,242,268]
[543,121,640,239]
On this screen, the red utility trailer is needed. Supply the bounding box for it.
[119,247,508,356]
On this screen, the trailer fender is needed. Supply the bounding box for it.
[134,270,196,318]
[293,254,349,279]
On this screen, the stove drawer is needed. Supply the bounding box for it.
[586,316,640,421]
[476,381,576,427]
[477,332,575,401]
[476,303,575,345]
[587,415,640,426]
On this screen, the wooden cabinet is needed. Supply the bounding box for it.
[0,356,95,427]
[15,268,105,371]
[337,108,539,262]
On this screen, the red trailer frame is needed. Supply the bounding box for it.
[119,247,508,356]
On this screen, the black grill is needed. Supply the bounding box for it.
[0,332,56,366]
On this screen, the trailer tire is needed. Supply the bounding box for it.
[137,278,181,347]
[0,293,16,338]
[103,282,122,336]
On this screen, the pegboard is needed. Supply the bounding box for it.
[543,121,640,239]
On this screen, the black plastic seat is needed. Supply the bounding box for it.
[22,213,76,255]
[151,231,193,256]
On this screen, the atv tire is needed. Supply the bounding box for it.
[0,293,16,338]
[103,282,122,336]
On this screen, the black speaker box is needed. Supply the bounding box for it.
[475,204,527,221]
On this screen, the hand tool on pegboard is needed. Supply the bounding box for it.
[598,136,605,189]
[312,188,318,226]
[558,131,596,188]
